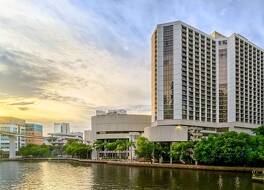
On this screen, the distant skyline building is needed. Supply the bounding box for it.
[45,123,83,146]
[0,117,26,155]
[54,123,70,134]
[45,132,83,146]
[25,123,43,145]
[146,20,264,142]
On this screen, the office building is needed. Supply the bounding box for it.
[54,123,70,134]
[145,20,264,142]
[25,123,43,145]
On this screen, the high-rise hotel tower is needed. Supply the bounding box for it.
[145,20,264,142]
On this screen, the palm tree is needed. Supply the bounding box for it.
[93,140,106,159]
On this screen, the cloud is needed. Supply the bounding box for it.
[18,107,30,111]
[0,0,263,134]
[0,48,61,97]
[9,101,34,106]
[0,0,149,110]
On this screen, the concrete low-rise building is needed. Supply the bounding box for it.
[85,110,151,159]
[144,120,228,142]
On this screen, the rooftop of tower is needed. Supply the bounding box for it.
[156,20,264,51]
[211,31,226,39]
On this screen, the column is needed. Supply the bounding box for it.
[170,142,172,164]
[9,136,16,159]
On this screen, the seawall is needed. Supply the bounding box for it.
[1,158,263,173]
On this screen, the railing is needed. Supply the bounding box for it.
[0,130,18,136]
[0,130,43,139]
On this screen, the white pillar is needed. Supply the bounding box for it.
[91,150,97,160]
[129,134,137,161]
[130,135,133,161]
[9,136,16,159]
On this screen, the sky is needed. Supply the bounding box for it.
[0,0,263,134]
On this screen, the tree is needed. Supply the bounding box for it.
[105,142,117,151]
[194,135,217,165]
[0,150,5,159]
[92,140,106,159]
[247,135,264,166]
[115,140,132,151]
[170,141,195,164]
[20,144,51,158]
[153,143,171,162]
[93,140,105,151]
[135,137,154,163]
[65,140,92,159]
[193,132,264,166]
[115,140,134,159]
[153,143,163,161]
[252,125,264,136]
[50,145,64,157]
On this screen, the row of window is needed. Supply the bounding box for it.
[235,37,264,124]
[152,30,158,121]
[163,25,174,119]
[181,25,217,122]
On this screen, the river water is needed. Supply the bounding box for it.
[0,161,263,190]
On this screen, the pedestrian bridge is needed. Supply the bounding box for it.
[0,129,43,159]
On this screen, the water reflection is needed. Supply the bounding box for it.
[0,161,263,190]
[217,174,223,190]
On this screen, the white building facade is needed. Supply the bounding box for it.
[146,20,264,142]
[86,110,151,159]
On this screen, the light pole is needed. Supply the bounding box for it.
[170,142,172,164]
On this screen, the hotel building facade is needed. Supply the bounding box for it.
[145,20,264,142]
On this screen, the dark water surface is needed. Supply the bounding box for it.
[0,161,263,190]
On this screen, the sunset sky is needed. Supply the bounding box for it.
[0,0,263,134]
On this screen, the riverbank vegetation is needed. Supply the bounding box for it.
[135,137,154,162]
[19,144,51,158]
[19,140,92,159]
[64,140,92,159]
[14,126,264,167]
[135,126,264,167]
[19,139,131,160]
[194,131,264,166]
